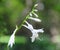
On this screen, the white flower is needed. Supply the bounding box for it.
[33,9,38,12]
[34,4,38,7]
[30,34,38,42]
[23,21,44,42]
[23,21,33,31]
[32,12,38,17]
[8,33,15,48]
[30,29,44,42]
[8,25,18,48]
[28,17,41,22]
[29,13,32,16]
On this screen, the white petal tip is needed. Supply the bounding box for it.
[32,12,38,17]
[41,29,44,33]
[8,33,15,48]
[34,4,38,7]
[34,9,38,12]
[29,13,32,16]
[29,17,41,22]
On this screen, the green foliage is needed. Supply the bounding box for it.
[0,0,60,50]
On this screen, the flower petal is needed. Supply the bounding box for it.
[8,34,15,47]
[34,4,38,7]
[8,25,18,48]
[30,36,35,42]
[29,13,32,16]
[23,25,28,29]
[29,17,41,22]
[35,28,44,33]
[32,12,38,17]
[25,21,33,30]
[33,9,38,12]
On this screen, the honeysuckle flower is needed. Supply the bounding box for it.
[28,17,41,22]
[32,12,38,17]
[23,21,33,31]
[30,28,44,42]
[29,13,32,16]
[33,9,38,12]
[23,21,44,42]
[8,33,15,48]
[30,34,38,42]
[8,25,18,48]
[34,4,38,7]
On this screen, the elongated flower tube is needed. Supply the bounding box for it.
[28,17,41,22]
[29,13,33,17]
[8,25,18,48]
[23,21,33,31]
[32,12,38,17]
[34,4,38,7]
[33,9,38,12]
[23,21,44,42]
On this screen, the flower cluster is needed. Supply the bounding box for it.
[23,21,44,42]
[8,25,18,48]
[8,4,44,48]
[23,4,44,42]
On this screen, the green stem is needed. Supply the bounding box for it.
[15,4,36,34]
[18,14,29,30]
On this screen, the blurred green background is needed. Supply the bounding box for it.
[0,0,60,50]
